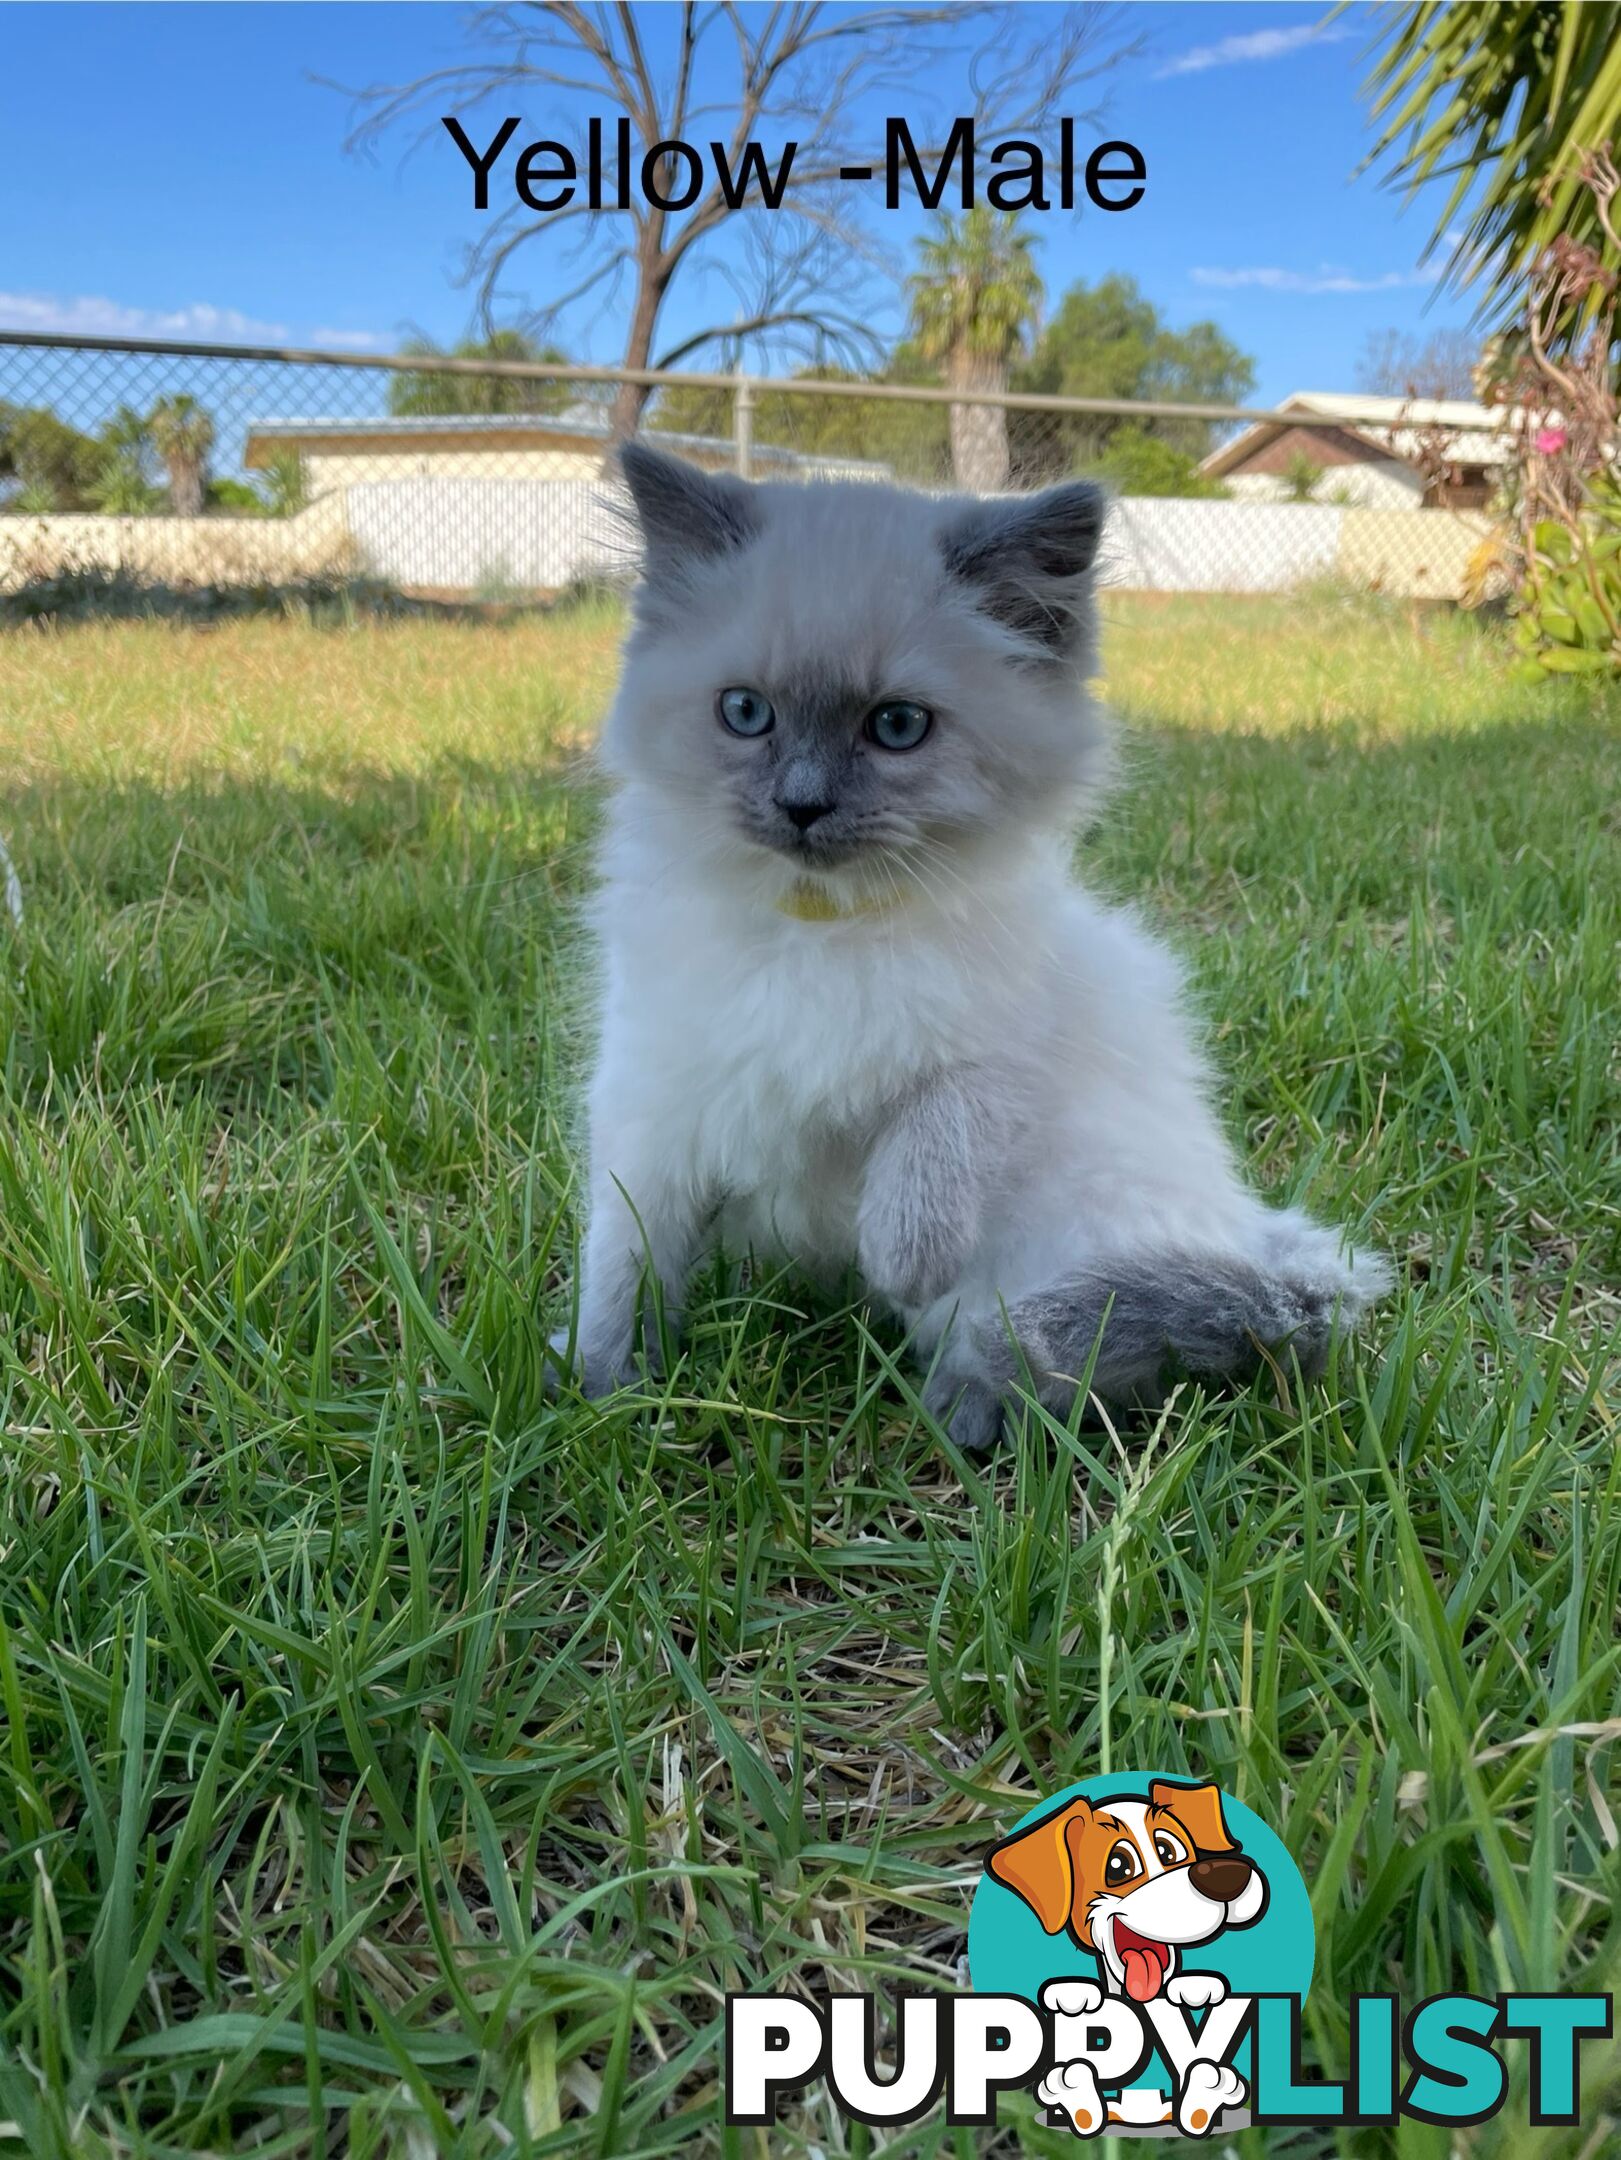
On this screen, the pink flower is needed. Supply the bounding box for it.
[1535,426,1567,455]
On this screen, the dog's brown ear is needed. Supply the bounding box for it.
[985,1799,1092,1933]
[1151,1780,1236,1855]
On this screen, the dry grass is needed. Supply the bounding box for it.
[0,603,621,789]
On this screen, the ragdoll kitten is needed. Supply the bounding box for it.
[557,442,1389,1448]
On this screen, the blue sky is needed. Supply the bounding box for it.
[1,1,1476,406]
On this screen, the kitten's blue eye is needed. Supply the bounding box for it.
[718,687,775,737]
[864,699,933,751]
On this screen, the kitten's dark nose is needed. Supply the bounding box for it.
[781,798,835,832]
[1189,1855,1253,1904]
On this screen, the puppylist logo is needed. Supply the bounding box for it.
[726,1775,1612,2137]
[976,1777,1292,2133]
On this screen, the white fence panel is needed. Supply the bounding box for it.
[1105,498,1345,593]
[344,477,623,592]
[340,478,1436,600]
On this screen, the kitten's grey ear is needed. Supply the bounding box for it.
[618,441,759,572]
[941,482,1106,655]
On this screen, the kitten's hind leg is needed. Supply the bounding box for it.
[922,1361,1005,1453]
[915,1313,1007,1452]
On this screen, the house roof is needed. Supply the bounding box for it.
[1200,391,1521,478]
[242,408,890,476]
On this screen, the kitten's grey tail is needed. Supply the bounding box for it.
[926,1229,1389,1449]
[978,1253,1349,1399]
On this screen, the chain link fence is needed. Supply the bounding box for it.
[0,331,1518,611]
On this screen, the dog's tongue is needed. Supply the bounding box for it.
[1122,1943,1168,2002]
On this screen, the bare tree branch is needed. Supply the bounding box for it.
[331,2,1135,431]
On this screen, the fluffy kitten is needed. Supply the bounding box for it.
[558,443,1389,1447]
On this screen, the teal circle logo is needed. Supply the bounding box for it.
[969,1776,1313,2133]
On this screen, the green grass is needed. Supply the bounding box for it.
[0,592,1617,2157]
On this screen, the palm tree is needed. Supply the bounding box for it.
[101,403,152,474]
[148,395,215,518]
[906,209,1043,492]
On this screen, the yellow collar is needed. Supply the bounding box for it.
[775,877,905,924]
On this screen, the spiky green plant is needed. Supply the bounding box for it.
[86,467,162,516]
[90,409,162,516]
[256,449,307,518]
[1361,2,1621,336]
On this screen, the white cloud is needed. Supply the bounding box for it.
[1190,263,1441,296]
[308,326,384,351]
[0,291,290,342]
[1155,21,1353,78]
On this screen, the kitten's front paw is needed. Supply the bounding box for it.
[547,1325,659,1399]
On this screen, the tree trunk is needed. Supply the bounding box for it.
[609,367,653,444]
[947,348,1010,493]
[169,457,204,519]
[611,245,667,442]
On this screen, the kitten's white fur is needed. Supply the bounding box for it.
[560,448,1388,1443]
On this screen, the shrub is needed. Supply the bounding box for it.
[206,478,268,515]
[0,565,418,628]
[1282,450,1325,503]
[1511,479,1621,678]
[1488,147,1621,680]
[1089,426,1226,498]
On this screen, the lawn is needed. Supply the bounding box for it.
[0,591,1617,2157]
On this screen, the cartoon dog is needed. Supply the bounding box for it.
[985,1780,1267,2136]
